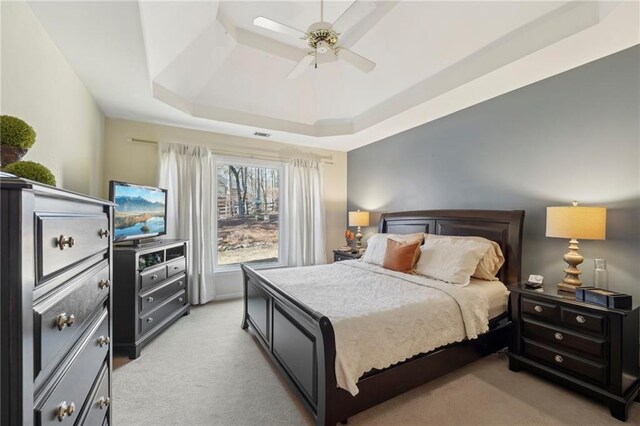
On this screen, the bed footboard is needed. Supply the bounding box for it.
[241,265,339,426]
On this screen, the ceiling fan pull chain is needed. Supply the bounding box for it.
[315,48,318,69]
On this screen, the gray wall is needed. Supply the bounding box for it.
[348,45,639,301]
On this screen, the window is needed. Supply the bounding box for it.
[214,158,285,270]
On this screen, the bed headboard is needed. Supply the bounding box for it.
[378,210,525,285]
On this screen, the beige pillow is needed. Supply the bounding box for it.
[383,239,422,273]
[425,234,504,281]
[362,233,424,266]
[414,238,488,286]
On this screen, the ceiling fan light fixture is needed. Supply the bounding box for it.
[254,0,376,79]
[316,41,329,54]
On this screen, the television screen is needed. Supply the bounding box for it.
[110,181,167,242]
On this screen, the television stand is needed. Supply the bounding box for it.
[128,238,162,248]
[113,239,190,359]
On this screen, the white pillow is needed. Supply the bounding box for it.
[414,238,488,286]
[362,233,424,266]
[425,234,504,281]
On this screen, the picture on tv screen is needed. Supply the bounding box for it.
[111,181,167,241]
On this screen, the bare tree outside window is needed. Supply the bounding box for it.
[216,161,281,266]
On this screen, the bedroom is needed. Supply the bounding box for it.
[0,0,638,425]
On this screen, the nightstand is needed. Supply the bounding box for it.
[333,250,363,262]
[507,283,640,421]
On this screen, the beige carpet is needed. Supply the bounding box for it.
[113,300,640,425]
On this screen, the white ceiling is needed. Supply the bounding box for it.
[27,1,640,151]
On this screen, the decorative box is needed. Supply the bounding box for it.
[576,287,632,309]
[607,293,632,309]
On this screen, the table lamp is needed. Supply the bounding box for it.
[546,201,606,292]
[348,210,370,251]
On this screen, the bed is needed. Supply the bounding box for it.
[241,209,525,425]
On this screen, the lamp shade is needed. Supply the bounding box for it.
[348,210,370,227]
[546,205,606,240]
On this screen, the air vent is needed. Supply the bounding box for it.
[253,131,271,138]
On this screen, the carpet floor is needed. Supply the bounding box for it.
[113,300,640,425]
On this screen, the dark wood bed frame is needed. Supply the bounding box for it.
[241,209,525,425]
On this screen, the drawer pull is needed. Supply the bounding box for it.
[56,313,75,330]
[554,332,563,341]
[98,396,111,410]
[56,401,75,421]
[57,235,75,250]
[174,266,179,270]
[554,355,563,363]
[147,296,154,303]
[178,297,184,303]
[576,315,586,324]
[98,279,111,289]
[98,228,110,239]
[151,274,158,280]
[534,305,543,313]
[147,317,154,323]
[178,281,184,286]
[97,335,111,347]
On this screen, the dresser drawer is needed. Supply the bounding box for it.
[33,262,110,379]
[522,319,606,359]
[37,214,109,283]
[139,290,187,335]
[139,273,186,314]
[522,297,558,322]
[523,339,606,386]
[560,307,606,335]
[35,309,110,425]
[166,257,186,278]
[79,362,110,426]
[140,265,167,290]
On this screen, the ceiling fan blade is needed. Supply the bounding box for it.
[337,48,376,73]
[253,16,307,39]
[287,54,315,79]
[332,0,376,35]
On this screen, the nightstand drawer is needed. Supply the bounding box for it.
[523,339,606,386]
[333,251,361,262]
[523,319,606,359]
[522,297,558,322]
[560,307,605,335]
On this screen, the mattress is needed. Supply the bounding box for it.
[260,260,508,396]
[472,277,509,320]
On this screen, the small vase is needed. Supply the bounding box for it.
[0,145,28,167]
[593,259,608,290]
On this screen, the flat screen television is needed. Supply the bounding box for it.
[109,181,167,243]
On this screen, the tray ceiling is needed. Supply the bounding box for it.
[27,1,640,151]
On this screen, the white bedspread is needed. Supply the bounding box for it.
[260,260,504,396]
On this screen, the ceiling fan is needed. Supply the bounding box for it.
[253,0,377,79]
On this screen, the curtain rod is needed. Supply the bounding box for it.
[128,137,334,165]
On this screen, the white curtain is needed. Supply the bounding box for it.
[159,142,215,304]
[287,157,326,266]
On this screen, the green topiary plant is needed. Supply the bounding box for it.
[3,160,56,186]
[1,115,37,167]
[1,115,36,149]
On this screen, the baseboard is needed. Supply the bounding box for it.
[214,292,243,301]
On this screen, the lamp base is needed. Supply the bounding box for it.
[556,238,584,293]
[557,282,579,293]
[355,226,363,250]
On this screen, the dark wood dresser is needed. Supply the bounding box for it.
[113,239,189,359]
[508,283,640,421]
[0,174,114,425]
